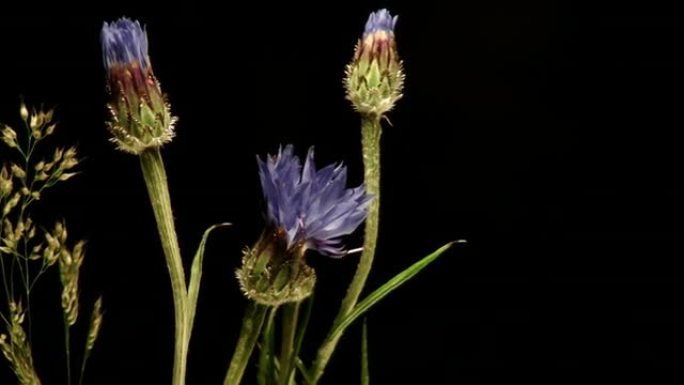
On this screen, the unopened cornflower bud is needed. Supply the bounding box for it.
[345,9,404,117]
[101,17,176,154]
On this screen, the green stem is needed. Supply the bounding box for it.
[278,302,300,385]
[63,314,72,385]
[0,249,11,311]
[139,148,188,385]
[21,215,32,342]
[257,306,278,385]
[78,349,91,385]
[311,116,382,383]
[361,320,369,385]
[224,302,268,385]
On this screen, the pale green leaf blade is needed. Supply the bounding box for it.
[187,223,231,332]
[290,294,314,380]
[295,357,313,385]
[331,241,463,339]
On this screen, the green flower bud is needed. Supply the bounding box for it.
[345,9,405,118]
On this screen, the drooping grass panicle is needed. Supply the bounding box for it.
[56,229,85,327]
[79,296,104,385]
[86,297,104,353]
[0,301,41,385]
[1,102,91,385]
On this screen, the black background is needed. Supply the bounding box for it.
[2,1,684,384]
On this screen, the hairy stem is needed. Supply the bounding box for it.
[139,148,188,385]
[278,302,300,385]
[224,302,268,385]
[311,116,382,383]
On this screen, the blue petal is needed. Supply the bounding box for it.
[363,9,397,36]
[101,17,149,70]
[256,145,372,256]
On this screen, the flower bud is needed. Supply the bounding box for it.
[345,9,404,117]
[101,18,176,154]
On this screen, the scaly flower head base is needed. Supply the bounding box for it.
[345,9,404,117]
[237,145,372,305]
[236,227,316,306]
[101,18,176,154]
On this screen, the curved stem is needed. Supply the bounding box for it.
[224,302,268,385]
[311,116,382,383]
[139,148,188,385]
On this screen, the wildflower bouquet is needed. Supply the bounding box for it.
[1,9,461,385]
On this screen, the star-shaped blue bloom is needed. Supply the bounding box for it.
[257,145,372,257]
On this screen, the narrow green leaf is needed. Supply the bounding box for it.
[187,223,231,333]
[289,294,314,383]
[330,241,463,339]
[258,307,279,385]
[361,319,369,385]
[295,357,313,385]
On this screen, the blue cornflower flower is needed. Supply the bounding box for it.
[101,17,175,154]
[237,145,371,305]
[257,145,372,257]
